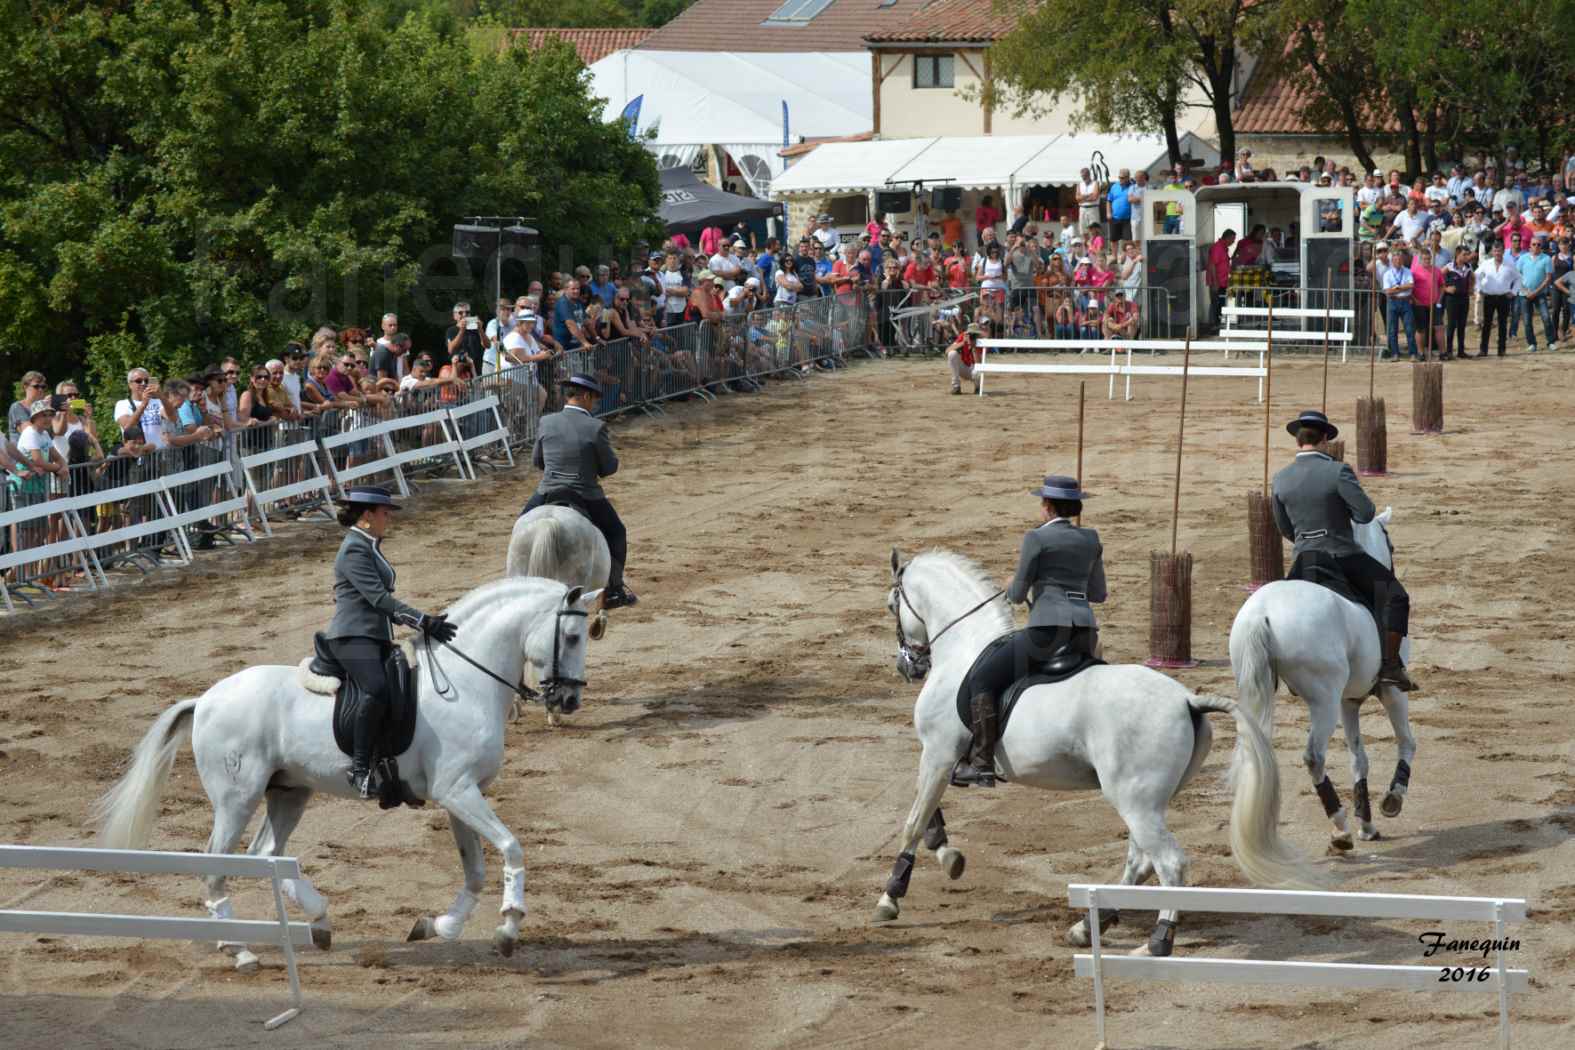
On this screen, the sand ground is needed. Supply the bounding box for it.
[1,349,1571,1049]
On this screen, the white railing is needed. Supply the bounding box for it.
[1222,304,1356,362]
[975,340,1269,402]
[0,844,314,1030]
[1068,883,1530,1050]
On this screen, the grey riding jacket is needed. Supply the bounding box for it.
[531,405,618,500]
[324,527,423,642]
[1006,518,1107,629]
[1270,451,1376,560]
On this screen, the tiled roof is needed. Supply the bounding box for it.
[865,0,1016,43]
[638,0,910,53]
[510,28,654,66]
[1234,53,1401,135]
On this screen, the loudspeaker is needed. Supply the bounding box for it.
[875,190,912,214]
[932,187,962,212]
[1305,239,1351,293]
[453,225,500,262]
[1144,241,1194,339]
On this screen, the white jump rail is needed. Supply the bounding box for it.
[446,394,515,478]
[1068,883,1530,1050]
[1223,305,1357,362]
[975,340,1269,402]
[0,498,98,612]
[0,845,313,1030]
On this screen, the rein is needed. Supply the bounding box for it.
[894,565,1004,667]
[420,606,588,709]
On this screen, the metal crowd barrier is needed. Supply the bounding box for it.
[0,302,874,614]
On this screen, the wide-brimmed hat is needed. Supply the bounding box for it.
[1034,475,1090,500]
[1286,409,1338,440]
[965,323,982,336]
[340,486,402,510]
[562,373,603,396]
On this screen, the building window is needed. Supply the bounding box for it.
[913,55,955,90]
[762,0,835,24]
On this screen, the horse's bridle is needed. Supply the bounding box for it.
[890,565,1004,682]
[422,604,588,711]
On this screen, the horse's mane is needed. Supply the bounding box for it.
[909,549,1014,634]
[445,575,567,622]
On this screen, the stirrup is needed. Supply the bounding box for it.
[347,767,376,799]
[603,587,638,609]
[1378,664,1418,692]
[949,758,996,788]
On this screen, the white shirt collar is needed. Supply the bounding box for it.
[1046,516,1071,526]
[350,525,381,546]
[1296,450,1331,458]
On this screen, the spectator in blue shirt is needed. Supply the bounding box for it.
[755,239,778,291]
[553,279,591,351]
[1107,169,1134,241]
[1381,249,1419,360]
[1516,236,1557,352]
[814,243,835,289]
[589,266,617,308]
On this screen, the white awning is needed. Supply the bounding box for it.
[1011,132,1219,187]
[887,134,1063,192]
[772,138,941,196]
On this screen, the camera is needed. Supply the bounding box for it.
[49,394,69,411]
[69,398,88,413]
[466,317,479,331]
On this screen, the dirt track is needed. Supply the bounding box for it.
[2,351,1572,1049]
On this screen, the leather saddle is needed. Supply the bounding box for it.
[955,632,1106,735]
[308,633,424,810]
[1286,551,1374,619]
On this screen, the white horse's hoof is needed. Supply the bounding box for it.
[310,919,332,951]
[872,895,900,923]
[1066,920,1091,948]
[937,847,966,881]
[493,928,518,958]
[546,711,559,728]
[433,913,467,941]
[406,916,435,942]
[234,950,260,974]
[1357,825,1383,842]
[1380,791,1404,818]
[1328,834,1354,854]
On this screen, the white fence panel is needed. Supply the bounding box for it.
[446,395,515,476]
[975,343,1267,402]
[1068,883,1530,1050]
[0,845,312,1030]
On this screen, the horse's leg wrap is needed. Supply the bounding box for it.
[282,878,327,921]
[500,865,527,916]
[1147,918,1178,957]
[434,889,480,941]
[1315,775,1343,818]
[1353,779,1372,825]
[884,851,916,900]
[1390,759,1411,792]
[1097,907,1121,933]
[922,808,948,851]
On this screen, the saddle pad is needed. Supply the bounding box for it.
[954,631,1105,731]
[329,647,420,761]
[1286,552,1375,620]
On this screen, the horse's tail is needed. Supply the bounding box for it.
[93,697,198,849]
[526,513,567,582]
[1190,695,1324,889]
[1233,614,1279,738]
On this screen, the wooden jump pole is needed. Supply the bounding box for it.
[1263,295,1273,492]
[1076,380,1085,525]
[1321,269,1332,412]
[1170,337,1192,556]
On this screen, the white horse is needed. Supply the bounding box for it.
[506,504,610,725]
[878,550,1319,957]
[1229,506,1417,852]
[94,577,598,969]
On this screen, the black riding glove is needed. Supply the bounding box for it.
[418,613,458,644]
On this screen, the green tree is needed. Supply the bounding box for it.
[990,0,1266,165]
[0,0,661,420]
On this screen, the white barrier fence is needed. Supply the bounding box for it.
[0,844,313,1030]
[1223,305,1357,363]
[1068,883,1530,1050]
[2,395,517,614]
[975,340,1269,402]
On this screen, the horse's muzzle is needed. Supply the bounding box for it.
[543,679,584,715]
[896,646,930,683]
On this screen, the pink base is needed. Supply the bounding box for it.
[1357,469,1388,477]
[1144,658,1200,669]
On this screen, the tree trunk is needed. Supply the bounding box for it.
[1159,82,1183,165]
[1393,87,1422,179]
[1422,104,1438,174]
[1294,27,1376,177]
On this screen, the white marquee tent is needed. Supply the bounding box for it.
[587,50,872,196]
[772,131,1219,203]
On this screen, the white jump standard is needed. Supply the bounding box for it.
[974,339,1270,401]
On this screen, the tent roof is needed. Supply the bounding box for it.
[771,137,941,195]
[886,134,1062,192]
[772,132,1220,198]
[659,167,780,233]
[587,50,871,149]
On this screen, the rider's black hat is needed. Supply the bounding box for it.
[1286,409,1338,441]
[1034,475,1090,500]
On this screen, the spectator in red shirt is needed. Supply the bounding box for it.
[1207,230,1236,330]
[1410,246,1445,355]
[945,318,990,394]
[1102,289,1139,341]
[1497,201,1536,251]
[975,194,1002,248]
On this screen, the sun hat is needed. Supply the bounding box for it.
[1286,409,1338,441]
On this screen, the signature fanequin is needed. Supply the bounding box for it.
[1419,930,1521,983]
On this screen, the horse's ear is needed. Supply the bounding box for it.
[1378,506,1392,524]
[890,548,904,578]
[565,585,584,607]
[581,587,604,609]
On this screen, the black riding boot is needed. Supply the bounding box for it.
[1378,630,1417,692]
[950,693,999,787]
[603,561,638,609]
[347,700,385,799]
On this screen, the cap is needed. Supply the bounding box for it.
[1372,167,1384,176]
[745,276,760,288]
[725,286,744,301]
[29,400,55,418]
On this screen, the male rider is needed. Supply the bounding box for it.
[520,374,638,609]
[1271,410,1416,691]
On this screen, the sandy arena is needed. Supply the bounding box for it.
[1,351,1572,1049]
